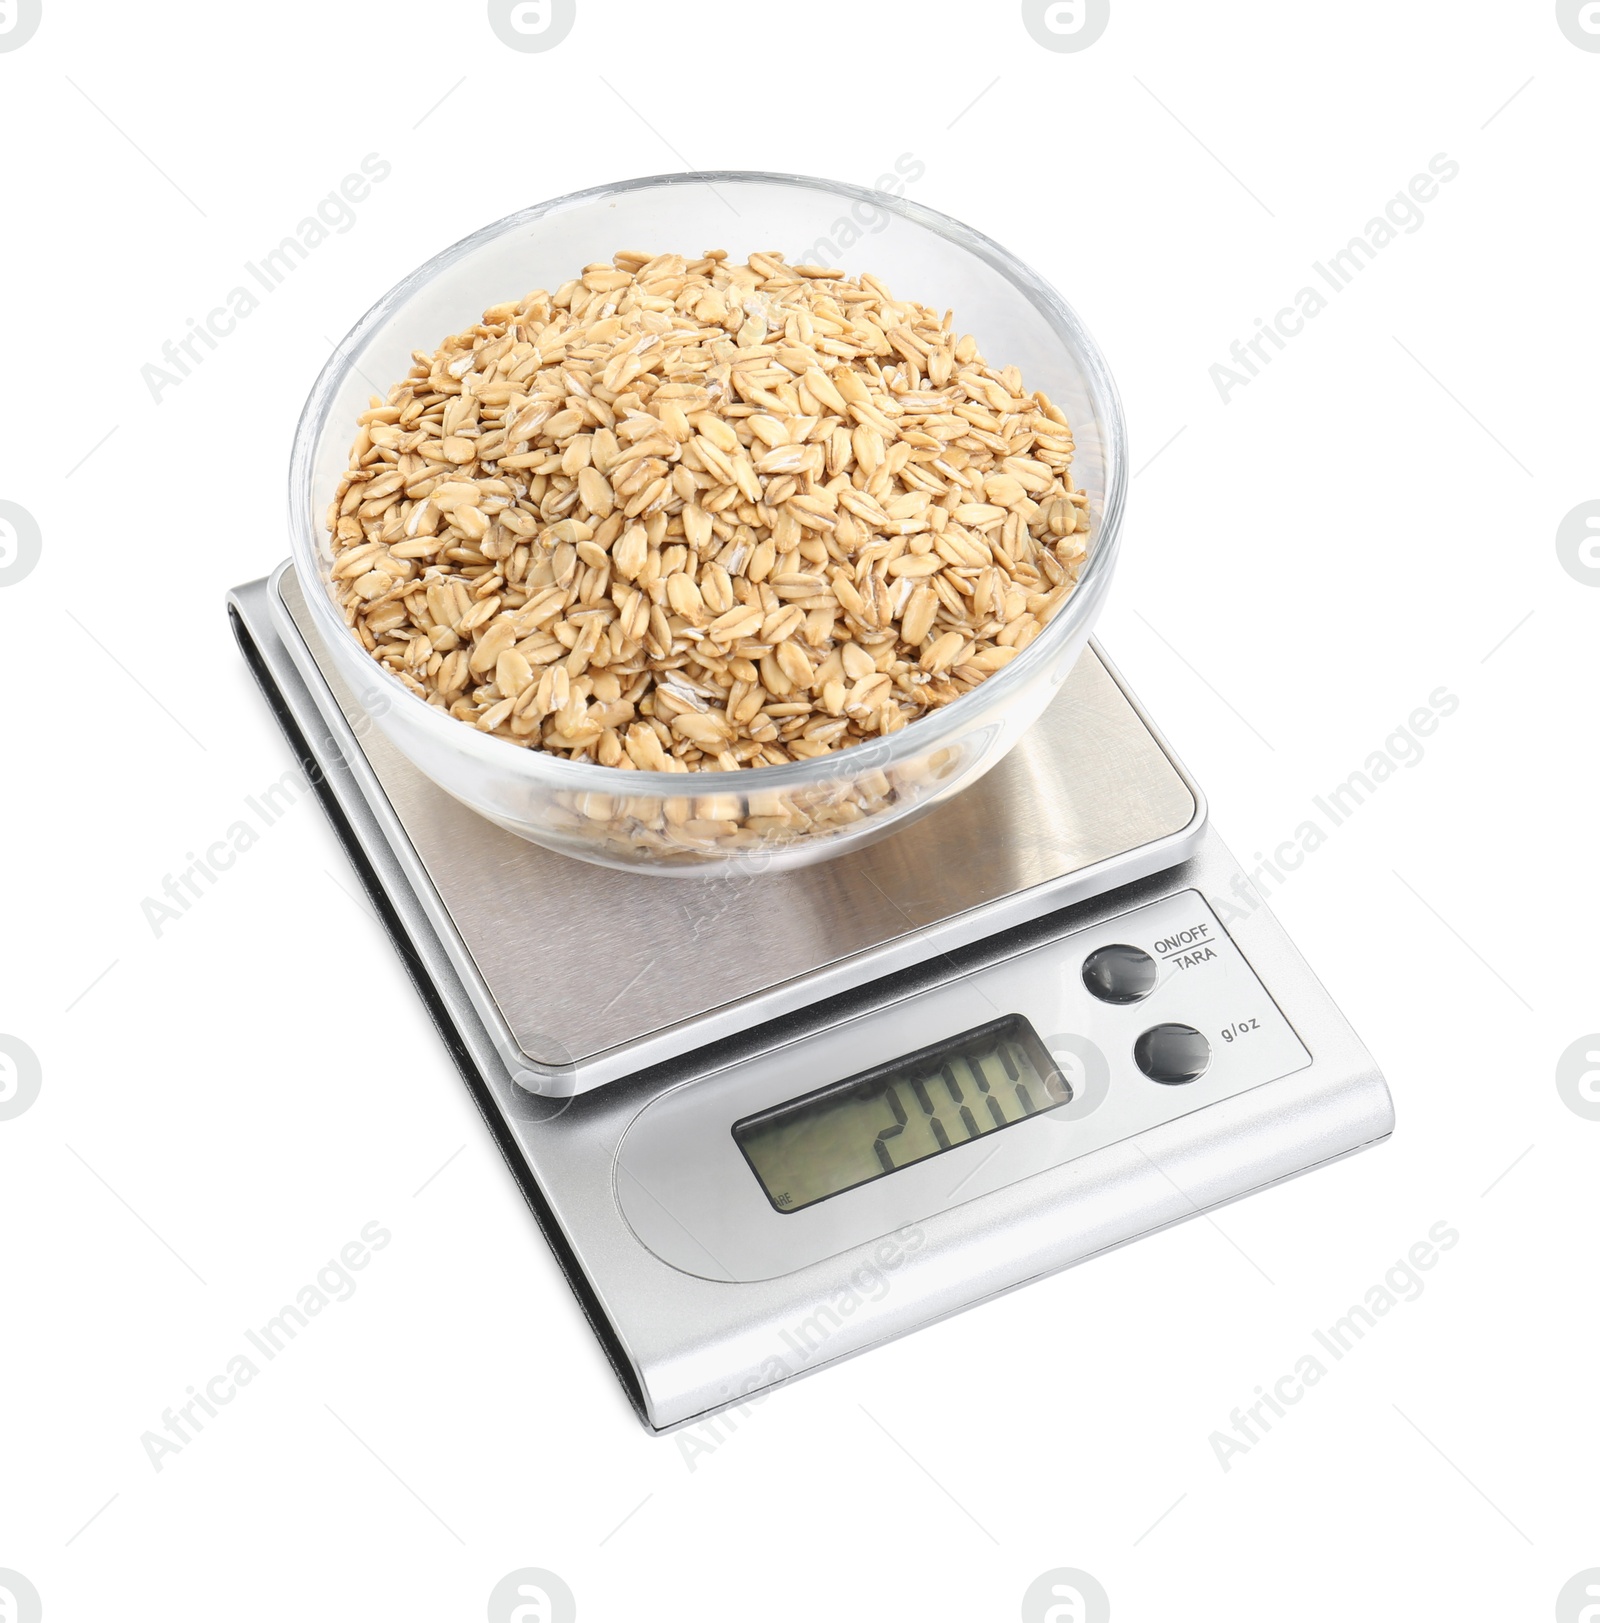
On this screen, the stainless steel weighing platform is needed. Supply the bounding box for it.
[229,563,1393,1433]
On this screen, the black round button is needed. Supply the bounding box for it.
[1134,1023,1212,1085]
[1081,944,1159,1005]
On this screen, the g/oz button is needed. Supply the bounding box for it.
[1081,944,1158,1004]
[1134,1023,1211,1085]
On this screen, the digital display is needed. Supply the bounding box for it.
[732,1016,1070,1213]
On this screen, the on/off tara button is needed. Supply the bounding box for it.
[1081,944,1159,1004]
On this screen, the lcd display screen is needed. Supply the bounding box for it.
[732,1015,1070,1213]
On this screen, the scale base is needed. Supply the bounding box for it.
[229,569,1393,1434]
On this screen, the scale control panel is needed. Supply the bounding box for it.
[614,891,1310,1283]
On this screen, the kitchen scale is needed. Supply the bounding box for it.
[229,561,1393,1434]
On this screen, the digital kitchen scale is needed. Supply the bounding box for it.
[229,562,1393,1434]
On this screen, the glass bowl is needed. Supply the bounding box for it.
[285,171,1126,875]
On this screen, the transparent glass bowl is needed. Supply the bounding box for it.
[286,172,1126,875]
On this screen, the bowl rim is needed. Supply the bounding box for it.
[288,168,1127,795]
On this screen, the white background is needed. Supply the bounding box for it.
[2,1,1596,1618]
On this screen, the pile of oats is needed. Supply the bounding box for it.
[327,250,1089,775]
